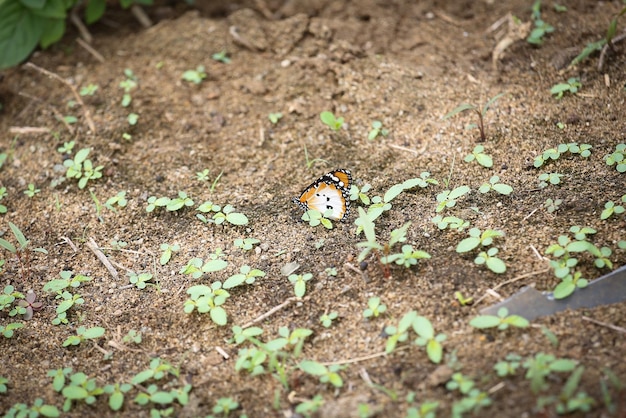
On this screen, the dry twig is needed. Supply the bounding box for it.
[474,266,551,305]
[86,237,119,280]
[241,297,299,328]
[76,38,105,63]
[24,62,96,134]
[582,316,626,334]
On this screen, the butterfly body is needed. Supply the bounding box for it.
[293,169,352,221]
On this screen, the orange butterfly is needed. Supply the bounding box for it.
[292,169,352,221]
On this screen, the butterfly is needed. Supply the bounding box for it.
[292,169,352,221]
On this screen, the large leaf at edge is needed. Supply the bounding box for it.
[0,1,42,69]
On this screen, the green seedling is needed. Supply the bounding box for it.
[382,244,431,268]
[324,267,337,276]
[1,322,23,338]
[234,346,269,376]
[147,192,194,212]
[127,113,138,125]
[469,307,529,330]
[223,265,266,289]
[431,215,470,231]
[119,68,137,107]
[479,175,513,195]
[295,395,324,417]
[195,168,210,182]
[63,148,103,189]
[527,0,554,45]
[544,198,562,213]
[464,145,493,168]
[538,172,563,188]
[533,142,592,167]
[167,191,194,211]
[601,195,626,219]
[435,186,470,213]
[48,367,72,392]
[537,366,595,413]
[604,143,626,172]
[301,208,334,229]
[212,50,231,63]
[320,311,338,328]
[43,270,92,292]
[544,226,610,297]
[475,247,507,273]
[79,83,98,96]
[105,191,128,210]
[541,326,559,347]
[0,285,24,312]
[550,77,581,99]
[446,372,475,394]
[103,382,132,411]
[184,283,229,325]
[60,115,78,124]
[320,111,344,131]
[234,238,260,250]
[384,311,415,353]
[553,271,588,299]
[363,296,386,318]
[412,314,446,364]
[368,120,389,140]
[128,272,154,289]
[0,186,7,213]
[63,326,105,347]
[4,398,59,417]
[182,65,206,84]
[451,388,492,417]
[494,353,523,377]
[268,112,283,124]
[109,239,128,250]
[23,183,40,197]
[196,201,249,225]
[570,6,626,66]
[88,190,104,222]
[443,93,505,141]
[279,326,313,357]
[523,352,577,394]
[302,144,329,169]
[180,251,228,279]
[456,228,504,253]
[131,357,179,385]
[159,243,180,265]
[44,271,91,324]
[123,329,142,344]
[454,291,473,306]
[231,325,264,345]
[212,397,239,415]
[0,222,47,280]
[406,171,439,189]
[299,360,344,388]
[406,399,439,418]
[134,383,191,415]
[288,273,313,298]
[58,371,104,412]
[350,183,372,205]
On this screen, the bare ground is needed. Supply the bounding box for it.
[1,0,626,417]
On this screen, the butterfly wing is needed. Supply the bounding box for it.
[293,169,352,221]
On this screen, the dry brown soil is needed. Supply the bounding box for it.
[1,1,626,417]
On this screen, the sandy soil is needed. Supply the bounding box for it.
[1,0,625,417]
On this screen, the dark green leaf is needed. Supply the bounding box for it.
[85,0,106,24]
